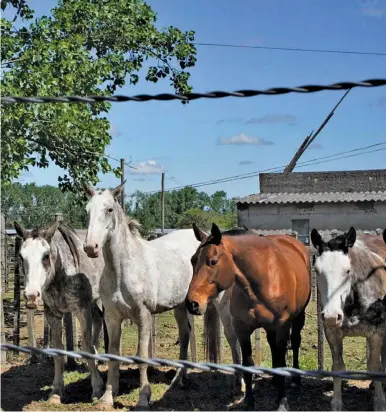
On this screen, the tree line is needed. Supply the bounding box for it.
[2,183,238,234]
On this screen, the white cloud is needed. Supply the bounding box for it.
[130,159,166,175]
[216,133,274,146]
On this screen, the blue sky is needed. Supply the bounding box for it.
[9,0,386,198]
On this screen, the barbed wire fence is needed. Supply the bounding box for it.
[2,78,386,394]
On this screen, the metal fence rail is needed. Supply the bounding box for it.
[2,79,386,104]
[2,343,386,381]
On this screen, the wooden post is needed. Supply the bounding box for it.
[0,291,5,366]
[13,236,22,347]
[26,310,38,363]
[317,285,325,370]
[188,314,197,362]
[1,213,9,293]
[161,173,165,234]
[120,158,125,210]
[254,329,261,365]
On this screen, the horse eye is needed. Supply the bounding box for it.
[107,208,113,213]
[210,259,218,266]
[42,253,49,261]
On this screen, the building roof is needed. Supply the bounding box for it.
[237,191,386,205]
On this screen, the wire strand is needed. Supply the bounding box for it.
[135,142,386,195]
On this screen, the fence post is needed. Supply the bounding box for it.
[26,309,39,363]
[0,282,5,367]
[317,285,324,370]
[1,213,9,293]
[188,314,197,362]
[13,236,22,347]
[254,330,261,365]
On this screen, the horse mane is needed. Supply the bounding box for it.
[349,237,385,282]
[127,217,142,238]
[57,223,81,273]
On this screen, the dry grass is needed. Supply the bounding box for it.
[1,286,374,411]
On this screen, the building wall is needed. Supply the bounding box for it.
[260,169,386,194]
[238,201,386,232]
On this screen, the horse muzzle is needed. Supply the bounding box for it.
[185,298,206,316]
[83,243,99,258]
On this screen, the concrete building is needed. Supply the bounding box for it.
[237,169,386,246]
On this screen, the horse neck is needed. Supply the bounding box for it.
[103,206,144,270]
[45,241,65,288]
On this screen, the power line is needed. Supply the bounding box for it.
[193,42,386,57]
[134,142,386,195]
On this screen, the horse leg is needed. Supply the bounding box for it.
[324,328,345,411]
[233,319,254,410]
[135,310,152,410]
[46,313,65,404]
[171,303,190,388]
[97,312,122,407]
[91,301,103,352]
[367,334,386,411]
[77,308,104,400]
[216,300,242,393]
[290,309,306,387]
[266,325,290,411]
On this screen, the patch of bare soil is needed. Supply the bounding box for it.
[1,360,375,411]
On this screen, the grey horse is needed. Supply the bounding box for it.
[14,221,105,403]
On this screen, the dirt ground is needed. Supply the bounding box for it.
[1,288,375,411]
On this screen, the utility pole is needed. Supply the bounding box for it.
[161,172,165,235]
[120,158,125,210]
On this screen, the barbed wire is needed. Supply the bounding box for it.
[2,79,386,104]
[2,343,386,381]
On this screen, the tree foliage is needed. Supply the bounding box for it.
[1,0,196,193]
[127,186,238,234]
[1,182,87,228]
[2,183,238,233]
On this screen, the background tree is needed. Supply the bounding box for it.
[127,187,238,234]
[1,0,197,193]
[1,182,87,228]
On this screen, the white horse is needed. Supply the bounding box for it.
[82,182,241,410]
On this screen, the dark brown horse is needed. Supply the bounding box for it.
[186,223,311,411]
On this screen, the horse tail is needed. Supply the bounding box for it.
[203,301,221,363]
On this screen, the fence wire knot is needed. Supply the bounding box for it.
[2,343,386,381]
[2,79,386,104]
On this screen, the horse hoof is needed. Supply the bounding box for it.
[48,394,61,404]
[276,398,289,411]
[92,388,105,401]
[95,402,115,411]
[133,403,150,411]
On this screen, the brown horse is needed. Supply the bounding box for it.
[186,223,311,411]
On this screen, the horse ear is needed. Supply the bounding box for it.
[211,223,222,245]
[42,221,59,243]
[242,224,249,231]
[112,180,126,201]
[14,221,29,240]
[311,228,323,251]
[383,229,386,244]
[83,182,95,198]
[192,223,206,242]
[345,227,356,248]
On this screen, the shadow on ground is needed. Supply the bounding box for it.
[1,361,374,411]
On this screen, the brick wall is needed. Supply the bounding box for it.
[260,169,386,194]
